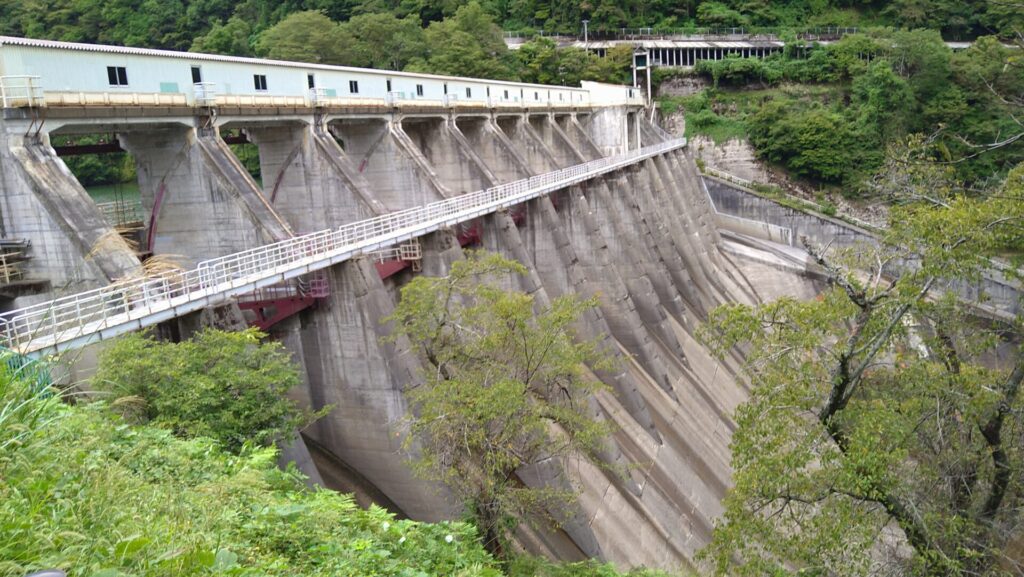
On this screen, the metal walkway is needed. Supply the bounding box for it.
[1,139,686,358]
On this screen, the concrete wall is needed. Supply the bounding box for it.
[705,176,1023,319]
[119,125,292,266]
[0,123,140,309]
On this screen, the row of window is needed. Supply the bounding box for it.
[107,65,577,102]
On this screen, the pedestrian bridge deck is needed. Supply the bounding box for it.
[2,138,686,358]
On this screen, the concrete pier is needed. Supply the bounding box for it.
[0,129,140,307]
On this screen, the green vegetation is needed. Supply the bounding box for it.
[669,31,1024,192]
[0,361,498,576]
[1,337,671,576]
[93,328,325,452]
[667,91,748,144]
[1,0,1019,54]
[387,252,612,558]
[698,156,1024,576]
[49,135,134,188]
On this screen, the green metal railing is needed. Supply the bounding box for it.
[1,346,52,391]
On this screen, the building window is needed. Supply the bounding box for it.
[503,89,509,100]
[416,84,424,97]
[534,91,539,101]
[107,66,128,86]
[349,80,359,94]
[465,87,471,98]
[308,74,315,89]
[443,83,448,94]
[559,93,563,101]
[254,74,268,91]
[386,79,392,92]
[191,66,202,84]
[628,89,634,98]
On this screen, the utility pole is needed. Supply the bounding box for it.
[582,20,589,45]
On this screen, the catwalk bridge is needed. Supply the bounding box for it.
[1,139,685,357]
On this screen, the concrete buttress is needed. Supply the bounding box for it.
[496,116,560,174]
[298,257,455,521]
[119,127,292,265]
[245,122,382,233]
[0,130,140,303]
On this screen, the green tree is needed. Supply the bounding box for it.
[850,59,914,142]
[386,252,612,558]
[516,37,617,85]
[189,16,255,56]
[93,328,326,452]
[699,153,1024,576]
[748,99,855,183]
[254,10,359,64]
[410,1,518,79]
[339,12,426,70]
[695,1,749,27]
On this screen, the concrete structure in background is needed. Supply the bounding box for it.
[503,28,978,71]
[0,38,828,571]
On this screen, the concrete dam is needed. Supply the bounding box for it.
[0,37,823,570]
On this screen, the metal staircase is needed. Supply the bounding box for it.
[0,239,49,299]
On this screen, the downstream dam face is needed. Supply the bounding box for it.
[0,37,822,570]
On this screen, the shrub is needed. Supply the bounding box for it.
[0,367,496,576]
[93,328,326,452]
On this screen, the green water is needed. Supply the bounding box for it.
[86,181,141,204]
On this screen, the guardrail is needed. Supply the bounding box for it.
[1,346,52,391]
[4,86,634,111]
[1,138,686,357]
[194,82,217,106]
[96,200,143,228]
[0,76,44,108]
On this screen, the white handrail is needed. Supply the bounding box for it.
[0,139,686,356]
[193,82,217,106]
[0,76,44,108]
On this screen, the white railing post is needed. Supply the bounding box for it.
[193,82,216,106]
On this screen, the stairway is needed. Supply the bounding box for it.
[0,239,49,299]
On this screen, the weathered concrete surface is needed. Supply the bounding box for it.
[690,136,770,185]
[401,117,490,196]
[455,117,530,183]
[528,114,584,168]
[2,105,827,572]
[329,118,447,207]
[246,122,382,233]
[555,115,604,161]
[120,127,292,265]
[496,115,560,174]
[0,130,141,309]
[296,255,457,522]
[583,106,636,155]
[704,176,1024,320]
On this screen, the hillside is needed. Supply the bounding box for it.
[0,360,668,577]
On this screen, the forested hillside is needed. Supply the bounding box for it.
[1,0,1022,51]
[664,31,1024,190]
